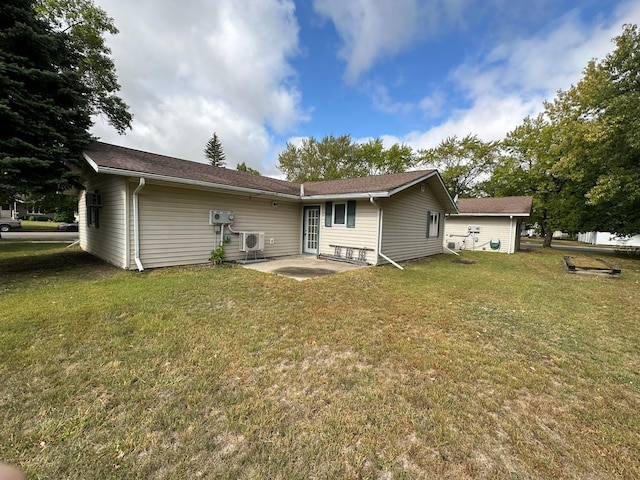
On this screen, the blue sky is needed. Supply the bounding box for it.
[91,0,638,178]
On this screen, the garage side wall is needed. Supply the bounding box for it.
[79,174,128,268]
[379,183,445,262]
[129,182,301,269]
[444,216,514,253]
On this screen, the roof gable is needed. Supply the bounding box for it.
[455,196,533,215]
[303,170,436,196]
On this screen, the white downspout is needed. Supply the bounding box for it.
[508,215,514,254]
[370,196,404,270]
[133,178,146,271]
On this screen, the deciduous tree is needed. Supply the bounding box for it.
[35,0,132,133]
[485,116,572,247]
[237,162,260,175]
[277,135,416,182]
[545,24,640,236]
[417,134,498,198]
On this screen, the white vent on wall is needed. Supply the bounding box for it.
[239,232,265,252]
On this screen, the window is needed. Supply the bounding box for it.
[427,211,440,237]
[86,190,102,228]
[325,201,356,228]
[334,203,346,225]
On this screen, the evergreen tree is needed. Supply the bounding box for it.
[204,132,226,167]
[0,0,93,199]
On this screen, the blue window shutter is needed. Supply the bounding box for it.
[325,201,333,227]
[347,201,356,228]
[426,211,431,237]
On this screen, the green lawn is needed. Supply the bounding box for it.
[1,244,639,479]
[18,220,65,232]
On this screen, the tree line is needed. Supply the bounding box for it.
[277,24,640,245]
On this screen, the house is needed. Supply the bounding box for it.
[443,196,533,254]
[79,142,458,270]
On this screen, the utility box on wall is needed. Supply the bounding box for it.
[209,210,234,225]
[468,225,481,233]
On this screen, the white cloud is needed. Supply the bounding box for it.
[313,0,469,83]
[399,0,640,151]
[91,0,306,175]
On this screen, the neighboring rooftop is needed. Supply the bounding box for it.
[455,196,533,215]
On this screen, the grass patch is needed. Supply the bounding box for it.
[17,220,65,232]
[1,245,639,479]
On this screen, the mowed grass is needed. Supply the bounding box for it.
[1,244,639,479]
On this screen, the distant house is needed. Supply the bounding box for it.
[444,196,533,254]
[578,231,640,247]
[79,142,457,270]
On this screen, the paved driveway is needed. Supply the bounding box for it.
[241,255,366,281]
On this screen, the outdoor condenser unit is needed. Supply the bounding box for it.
[209,210,234,225]
[239,232,265,252]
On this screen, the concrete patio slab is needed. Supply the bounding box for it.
[241,255,366,281]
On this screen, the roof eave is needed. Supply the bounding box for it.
[87,159,300,199]
[301,191,390,201]
[450,212,532,217]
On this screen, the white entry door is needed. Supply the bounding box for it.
[303,206,320,254]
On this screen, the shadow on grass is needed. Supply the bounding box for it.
[0,245,116,285]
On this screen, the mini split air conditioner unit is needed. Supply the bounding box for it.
[239,232,265,252]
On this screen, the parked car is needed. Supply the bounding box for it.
[57,223,79,232]
[0,218,22,232]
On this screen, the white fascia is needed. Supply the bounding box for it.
[450,213,531,217]
[301,192,389,201]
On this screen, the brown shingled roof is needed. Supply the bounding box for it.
[456,196,533,215]
[303,170,436,195]
[83,142,456,211]
[84,142,301,196]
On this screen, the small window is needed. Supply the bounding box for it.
[86,190,101,228]
[427,211,440,237]
[334,203,346,225]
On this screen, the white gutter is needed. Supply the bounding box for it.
[450,213,530,217]
[133,177,146,271]
[369,195,404,270]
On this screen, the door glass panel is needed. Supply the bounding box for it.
[307,208,319,250]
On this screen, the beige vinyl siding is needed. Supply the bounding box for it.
[444,216,514,253]
[79,174,128,268]
[318,200,379,265]
[130,182,300,269]
[379,183,444,262]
